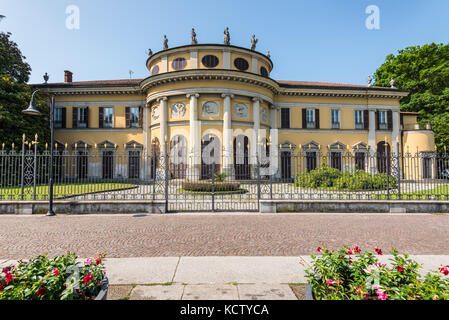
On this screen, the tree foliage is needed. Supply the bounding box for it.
[373,43,449,150]
[0,32,49,150]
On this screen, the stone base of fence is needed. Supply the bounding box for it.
[0,200,168,215]
[259,200,449,214]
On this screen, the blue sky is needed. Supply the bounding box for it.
[2,0,448,85]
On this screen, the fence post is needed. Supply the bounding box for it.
[212,160,215,212]
[257,155,261,202]
[33,134,38,200]
[20,134,25,200]
[386,151,390,200]
[164,140,169,213]
[396,142,401,200]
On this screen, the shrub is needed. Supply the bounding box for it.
[305,246,449,300]
[0,252,106,300]
[295,159,397,190]
[182,181,241,192]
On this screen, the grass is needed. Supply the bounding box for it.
[178,188,247,195]
[0,182,138,200]
[373,185,449,200]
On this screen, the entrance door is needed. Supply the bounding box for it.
[128,150,140,179]
[377,141,391,174]
[422,157,432,179]
[280,151,292,180]
[102,151,114,179]
[201,134,220,180]
[233,135,250,180]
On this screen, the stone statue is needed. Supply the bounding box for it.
[266,50,270,58]
[191,28,197,45]
[367,75,373,87]
[390,78,396,88]
[224,27,230,45]
[250,34,258,51]
[43,72,49,84]
[148,48,153,56]
[163,35,168,50]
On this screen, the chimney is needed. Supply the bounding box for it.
[64,70,73,83]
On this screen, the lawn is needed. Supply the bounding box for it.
[0,183,138,200]
[374,185,449,200]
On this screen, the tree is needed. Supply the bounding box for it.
[0,32,50,150]
[373,43,449,150]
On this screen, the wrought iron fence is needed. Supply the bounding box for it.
[1,140,449,210]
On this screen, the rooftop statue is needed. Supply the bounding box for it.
[250,34,258,51]
[148,48,153,56]
[163,35,168,50]
[224,27,230,45]
[367,75,373,87]
[191,28,198,45]
[266,50,270,58]
[390,78,396,89]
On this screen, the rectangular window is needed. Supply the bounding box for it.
[354,152,366,171]
[354,110,364,129]
[306,151,317,172]
[306,109,315,128]
[379,111,387,130]
[77,107,88,128]
[330,152,342,171]
[54,108,63,128]
[280,108,290,128]
[103,107,114,128]
[130,107,140,128]
[331,109,340,129]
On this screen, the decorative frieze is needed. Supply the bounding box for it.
[233,103,249,119]
[202,101,219,117]
[151,106,160,120]
[171,103,186,119]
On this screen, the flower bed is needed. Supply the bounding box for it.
[0,252,107,300]
[305,246,449,300]
[182,181,241,192]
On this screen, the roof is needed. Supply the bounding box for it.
[33,78,400,91]
[400,111,419,115]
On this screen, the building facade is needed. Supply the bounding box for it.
[35,43,436,180]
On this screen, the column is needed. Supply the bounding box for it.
[158,97,168,156]
[142,103,150,179]
[221,93,234,177]
[187,93,200,178]
[368,110,377,173]
[392,111,399,154]
[252,97,261,178]
[269,105,279,178]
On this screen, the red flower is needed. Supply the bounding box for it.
[375,248,383,255]
[52,268,59,276]
[439,266,449,276]
[4,272,13,285]
[352,246,361,254]
[0,284,4,292]
[347,249,353,255]
[1,267,11,273]
[83,273,93,284]
[36,287,46,296]
[396,266,405,272]
[95,259,101,265]
[317,247,322,252]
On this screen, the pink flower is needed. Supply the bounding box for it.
[439,266,449,276]
[326,279,341,286]
[347,249,353,255]
[86,258,92,265]
[103,270,107,275]
[376,289,388,300]
[52,268,59,276]
[375,248,383,255]
[352,246,361,254]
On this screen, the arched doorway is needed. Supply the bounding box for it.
[377,141,391,174]
[233,135,250,180]
[150,138,160,179]
[201,134,220,180]
[170,135,187,179]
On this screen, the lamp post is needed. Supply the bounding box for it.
[23,79,56,216]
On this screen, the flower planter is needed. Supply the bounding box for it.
[94,275,109,300]
[305,284,314,300]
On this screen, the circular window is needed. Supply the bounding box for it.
[172,57,187,70]
[260,66,269,77]
[201,55,219,68]
[234,58,249,71]
[151,65,159,76]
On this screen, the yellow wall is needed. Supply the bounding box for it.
[230,53,252,72]
[168,53,190,72]
[198,51,223,69]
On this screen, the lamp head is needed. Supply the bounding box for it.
[22,90,42,116]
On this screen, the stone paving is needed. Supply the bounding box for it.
[0,213,448,259]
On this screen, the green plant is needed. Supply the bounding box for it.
[305,246,449,300]
[294,159,397,190]
[214,172,227,182]
[0,252,106,300]
[182,180,240,192]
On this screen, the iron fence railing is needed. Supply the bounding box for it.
[1,141,449,208]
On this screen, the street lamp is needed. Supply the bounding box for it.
[23,76,56,216]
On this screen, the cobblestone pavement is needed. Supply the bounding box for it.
[0,213,448,259]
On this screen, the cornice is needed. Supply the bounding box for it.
[33,86,143,96]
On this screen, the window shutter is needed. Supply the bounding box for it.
[363,110,369,130]
[315,109,320,129]
[62,108,66,129]
[375,111,379,130]
[99,107,104,128]
[302,108,306,128]
[125,107,130,128]
[85,107,89,128]
[72,107,78,128]
[139,106,143,128]
[387,110,393,130]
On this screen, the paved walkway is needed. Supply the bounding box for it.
[2,255,448,300]
[0,213,448,258]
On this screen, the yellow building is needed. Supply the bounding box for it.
[34,42,435,180]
